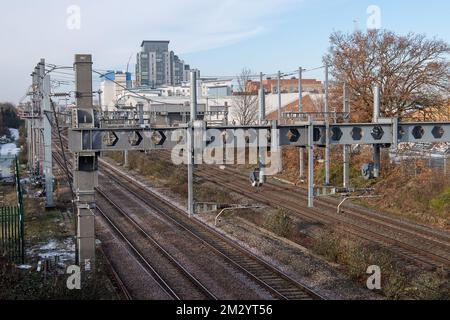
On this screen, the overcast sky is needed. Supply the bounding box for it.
[1,0,450,102]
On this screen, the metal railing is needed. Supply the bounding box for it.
[0,156,25,263]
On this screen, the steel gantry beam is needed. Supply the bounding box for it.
[68,117,450,213]
[68,121,450,153]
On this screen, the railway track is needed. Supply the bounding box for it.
[53,135,450,271]
[99,161,324,300]
[53,146,216,300]
[154,150,450,271]
[52,138,323,300]
[97,246,133,300]
[197,167,450,270]
[96,188,217,300]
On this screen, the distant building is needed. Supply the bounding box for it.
[183,65,191,82]
[247,78,323,95]
[201,80,233,97]
[157,77,233,98]
[135,40,192,88]
[100,71,132,111]
[266,95,321,121]
[160,84,191,97]
[115,93,230,127]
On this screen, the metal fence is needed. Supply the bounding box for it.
[0,157,25,263]
[0,205,24,262]
[390,143,450,177]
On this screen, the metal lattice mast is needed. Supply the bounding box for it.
[41,58,55,208]
[188,70,198,217]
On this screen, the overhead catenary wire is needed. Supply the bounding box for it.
[46,63,326,82]
[49,98,76,204]
[200,65,326,80]
[92,69,186,106]
[34,62,328,109]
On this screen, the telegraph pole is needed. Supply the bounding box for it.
[30,69,38,174]
[259,72,266,184]
[298,67,303,112]
[33,64,41,177]
[124,150,129,167]
[343,83,350,188]
[73,54,97,267]
[97,90,103,111]
[26,104,33,172]
[188,70,198,217]
[299,67,305,180]
[308,116,314,208]
[38,63,45,177]
[41,58,55,208]
[373,84,381,178]
[278,71,282,124]
[138,103,144,126]
[324,64,330,185]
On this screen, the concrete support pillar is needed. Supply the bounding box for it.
[73,54,97,268]
[124,150,129,167]
[26,119,32,171]
[373,145,381,178]
[299,148,305,180]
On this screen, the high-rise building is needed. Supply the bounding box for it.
[170,52,185,86]
[136,40,191,88]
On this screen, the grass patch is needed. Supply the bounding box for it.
[430,187,450,217]
[311,228,344,263]
[0,188,119,300]
[264,209,293,238]
[311,228,450,299]
[24,198,69,243]
[0,251,119,300]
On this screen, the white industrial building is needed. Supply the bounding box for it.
[100,71,132,111]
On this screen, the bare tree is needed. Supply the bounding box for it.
[232,68,259,125]
[324,30,450,122]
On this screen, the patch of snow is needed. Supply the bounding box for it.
[9,128,19,140]
[390,142,450,159]
[27,238,76,263]
[0,143,20,156]
[0,128,20,158]
[17,265,32,270]
[40,240,58,251]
